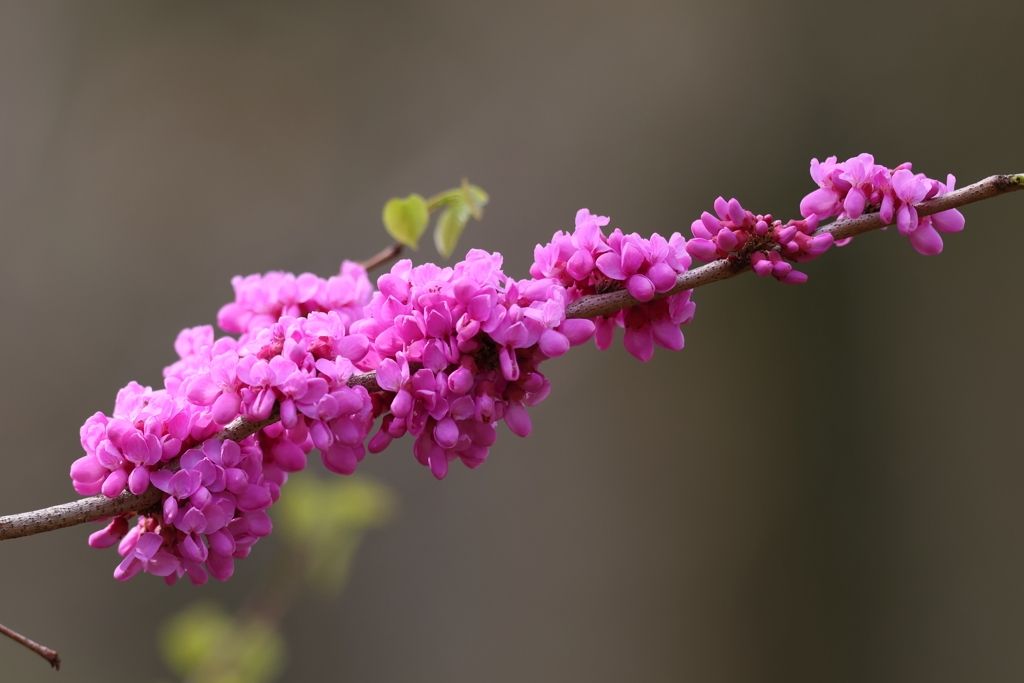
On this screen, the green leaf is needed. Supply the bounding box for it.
[382,194,429,249]
[434,204,472,259]
[425,188,463,212]
[460,179,489,220]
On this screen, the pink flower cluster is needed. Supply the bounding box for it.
[73,267,377,584]
[88,438,276,584]
[351,251,594,479]
[73,379,278,585]
[685,197,833,284]
[73,382,217,498]
[71,153,969,584]
[217,260,372,339]
[530,210,696,361]
[799,153,965,254]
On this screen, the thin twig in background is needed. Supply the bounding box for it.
[0,620,61,670]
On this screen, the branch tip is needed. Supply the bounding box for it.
[0,621,61,671]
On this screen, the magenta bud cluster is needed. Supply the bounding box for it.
[686,197,831,284]
[800,153,965,255]
[70,153,967,584]
[531,209,697,362]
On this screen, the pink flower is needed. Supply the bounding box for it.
[114,532,179,581]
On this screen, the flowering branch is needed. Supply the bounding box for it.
[0,620,61,670]
[0,170,1019,549]
[565,173,1023,319]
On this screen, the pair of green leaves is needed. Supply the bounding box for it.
[382,179,489,258]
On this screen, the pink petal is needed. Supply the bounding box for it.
[499,346,520,382]
[322,444,359,475]
[70,455,106,483]
[146,551,180,576]
[595,252,627,280]
[375,359,404,393]
[236,483,273,511]
[180,507,208,534]
[716,228,738,252]
[779,270,809,284]
[538,330,570,358]
[800,188,840,219]
[211,391,242,425]
[646,262,678,293]
[691,218,712,240]
[908,223,944,255]
[270,440,307,472]
[428,445,449,480]
[880,194,894,224]
[700,211,721,237]
[186,375,222,406]
[560,319,596,346]
[685,239,719,262]
[620,243,644,275]
[434,418,460,449]
[594,317,616,350]
[128,466,151,495]
[727,198,746,226]
[931,208,965,233]
[566,249,595,281]
[626,274,656,302]
[134,531,164,560]
[623,327,654,362]
[843,187,866,219]
[207,552,235,581]
[101,468,128,498]
[113,556,143,581]
[504,401,532,438]
[242,511,273,537]
[652,321,684,350]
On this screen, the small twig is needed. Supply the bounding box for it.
[359,242,403,272]
[0,621,61,670]
[1,173,1020,541]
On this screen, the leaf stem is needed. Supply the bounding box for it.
[358,242,404,272]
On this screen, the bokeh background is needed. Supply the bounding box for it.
[1,1,1022,681]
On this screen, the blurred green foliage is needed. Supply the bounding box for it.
[158,473,396,683]
[159,603,285,683]
[277,473,397,596]
[381,179,489,257]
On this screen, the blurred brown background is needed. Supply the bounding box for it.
[1,1,1022,681]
